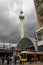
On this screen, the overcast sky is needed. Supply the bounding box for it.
[0,0,39,43]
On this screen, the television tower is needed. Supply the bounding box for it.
[19,0,25,39]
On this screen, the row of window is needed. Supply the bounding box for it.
[37,32,43,41]
[38,19,43,27]
[38,45,43,51]
[39,9,43,17]
[37,2,43,17]
[40,19,43,26]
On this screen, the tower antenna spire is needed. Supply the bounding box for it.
[21,0,22,11]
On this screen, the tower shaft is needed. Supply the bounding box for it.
[20,20,24,39]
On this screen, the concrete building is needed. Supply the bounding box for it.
[36,27,43,51]
[34,0,43,51]
[0,42,17,49]
[34,0,43,27]
[0,42,17,56]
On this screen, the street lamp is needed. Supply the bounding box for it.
[34,30,38,51]
[35,37,38,51]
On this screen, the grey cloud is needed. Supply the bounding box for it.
[0,0,39,43]
[0,0,20,43]
[0,10,20,43]
[24,8,39,38]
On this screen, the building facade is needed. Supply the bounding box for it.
[34,0,43,51]
[34,0,43,27]
[36,27,43,41]
[36,27,43,51]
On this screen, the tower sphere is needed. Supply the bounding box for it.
[19,11,24,20]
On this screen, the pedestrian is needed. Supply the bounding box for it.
[31,56,35,63]
[7,56,10,65]
[1,56,4,65]
[14,55,17,65]
[10,55,14,65]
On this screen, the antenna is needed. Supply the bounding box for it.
[21,0,22,11]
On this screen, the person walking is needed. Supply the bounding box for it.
[1,56,4,65]
[10,55,14,65]
[7,56,10,65]
[14,55,17,65]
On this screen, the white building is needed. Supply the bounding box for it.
[36,27,43,51]
[0,42,17,49]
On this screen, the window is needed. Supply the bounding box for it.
[39,9,43,17]
[38,33,42,41]
[40,19,43,26]
[35,0,40,3]
[41,0,43,2]
[37,31,43,41]
[42,21,43,26]
[38,3,43,17]
[35,0,41,7]
[20,53,26,59]
[41,31,43,40]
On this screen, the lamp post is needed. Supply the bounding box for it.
[35,37,38,51]
[34,30,38,51]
